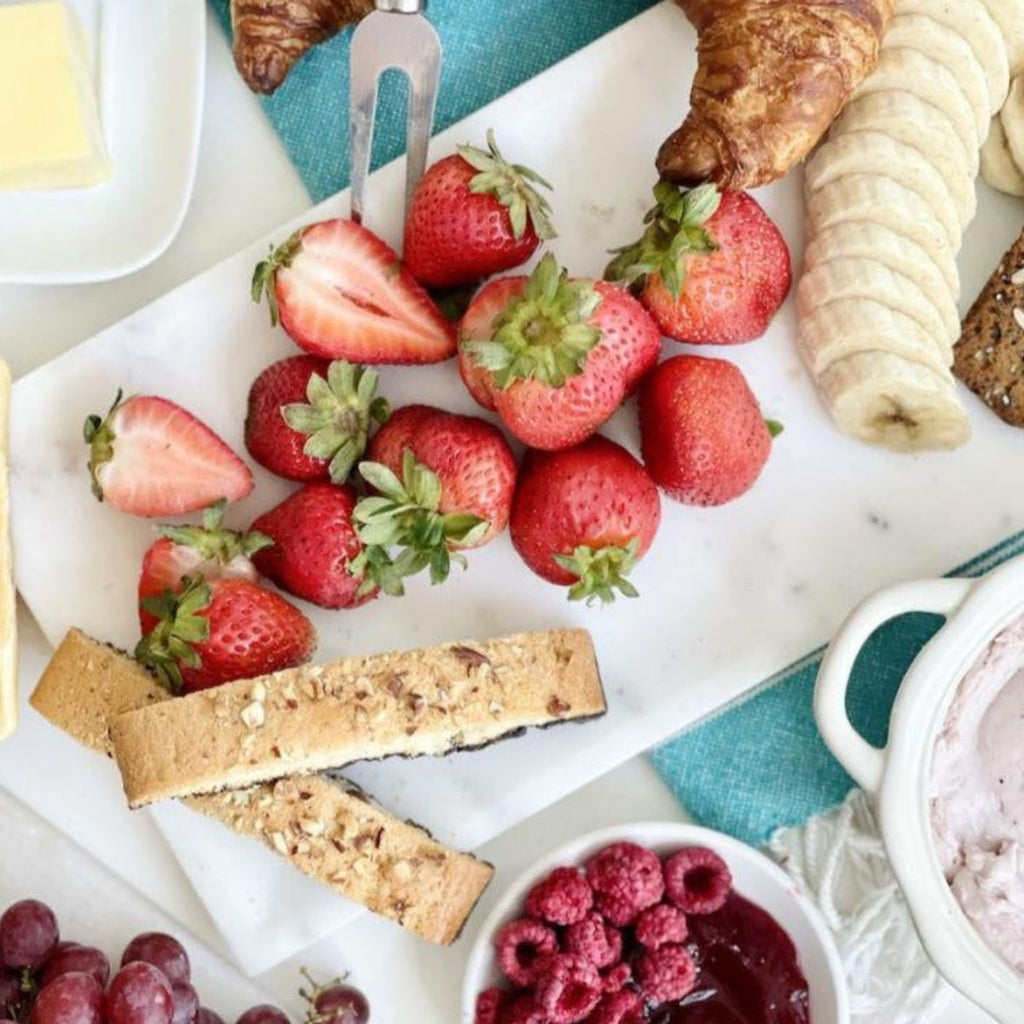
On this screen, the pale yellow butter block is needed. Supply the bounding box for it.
[0,0,112,191]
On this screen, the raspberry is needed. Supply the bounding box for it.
[563,913,622,969]
[495,918,559,986]
[586,990,644,1024]
[593,892,641,928]
[600,962,632,992]
[475,988,508,1024]
[498,994,546,1024]
[663,846,732,916]
[534,954,602,1023]
[525,867,594,926]
[635,944,698,1003]
[585,843,664,923]
[635,903,688,949]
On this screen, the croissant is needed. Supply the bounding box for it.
[230,0,374,94]
[657,0,897,189]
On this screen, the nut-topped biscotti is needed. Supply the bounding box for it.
[30,629,494,945]
[109,628,604,808]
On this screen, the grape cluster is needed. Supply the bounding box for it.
[0,901,369,1024]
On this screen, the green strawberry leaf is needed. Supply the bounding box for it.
[552,539,641,606]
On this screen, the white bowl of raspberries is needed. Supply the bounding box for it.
[462,822,848,1024]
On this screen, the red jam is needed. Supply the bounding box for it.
[647,892,810,1024]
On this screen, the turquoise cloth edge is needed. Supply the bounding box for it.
[208,0,659,203]
[648,531,1024,846]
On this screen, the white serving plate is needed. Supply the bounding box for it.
[0,0,205,284]
[6,0,1024,975]
[462,822,848,1024]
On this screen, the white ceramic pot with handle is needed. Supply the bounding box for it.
[815,557,1024,1024]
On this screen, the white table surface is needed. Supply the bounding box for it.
[0,11,992,1023]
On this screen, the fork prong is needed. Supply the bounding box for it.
[402,19,441,221]
[348,14,383,225]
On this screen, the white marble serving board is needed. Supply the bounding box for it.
[7,0,1024,975]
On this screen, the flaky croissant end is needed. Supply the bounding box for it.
[658,0,897,190]
[230,0,374,94]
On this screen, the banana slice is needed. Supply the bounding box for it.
[853,48,982,154]
[895,0,1008,113]
[1000,77,1024,186]
[819,351,971,452]
[805,131,966,241]
[884,14,989,143]
[804,222,961,312]
[977,0,1024,78]
[805,174,959,293]
[798,257,958,348]
[828,91,977,225]
[981,116,1024,197]
[798,298,953,378]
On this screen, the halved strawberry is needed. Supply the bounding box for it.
[138,500,272,634]
[83,392,253,518]
[252,219,456,364]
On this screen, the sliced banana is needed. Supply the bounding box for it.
[805,131,966,241]
[805,222,961,313]
[853,48,983,154]
[1000,77,1024,186]
[977,0,1024,78]
[819,351,971,453]
[883,14,989,143]
[896,0,1009,113]
[805,174,959,293]
[798,257,958,348]
[798,298,952,378]
[828,91,977,224]
[981,116,1024,197]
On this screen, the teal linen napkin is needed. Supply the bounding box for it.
[649,531,1024,846]
[208,0,659,203]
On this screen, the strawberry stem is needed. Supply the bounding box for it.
[158,499,273,560]
[464,253,602,389]
[83,389,125,503]
[765,418,785,438]
[252,228,304,326]
[457,129,556,241]
[135,576,213,693]
[349,451,486,596]
[281,361,390,484]
[605,180,721,300]
[552,539,641,605]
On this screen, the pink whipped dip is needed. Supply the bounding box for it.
[931,614,1024,975]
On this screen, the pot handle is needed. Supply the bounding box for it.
[814,577,973,796]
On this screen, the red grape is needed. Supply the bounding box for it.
[105,963,174,1024]
[42,945,110,988]
[311,986,368,1024]
[235,1006,289,1024]
[170,982,198,1024]
[196,1009,224,1024]
[30,972,102,1024]
[0,901,59,968]
[121,935,190,986]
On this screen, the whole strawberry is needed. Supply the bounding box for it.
[458,254,661,450]
[138,500,272,634]
[245,356,389,484]
[136,577,315,693]
[352,405,517,594]
[252,218,455,364]
[251,483,376,610]
[403,130,555,289]
[606,182,791,345]
[510,436,660,604]
[638,355,780,506]
[84,391,253,517]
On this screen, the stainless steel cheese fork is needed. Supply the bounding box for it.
[348,0,442,227]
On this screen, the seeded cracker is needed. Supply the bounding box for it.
[954,227,1024,425]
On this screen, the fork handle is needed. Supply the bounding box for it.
[376,0,424,11]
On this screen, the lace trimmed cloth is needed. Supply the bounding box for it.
[768,790,948,1023]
